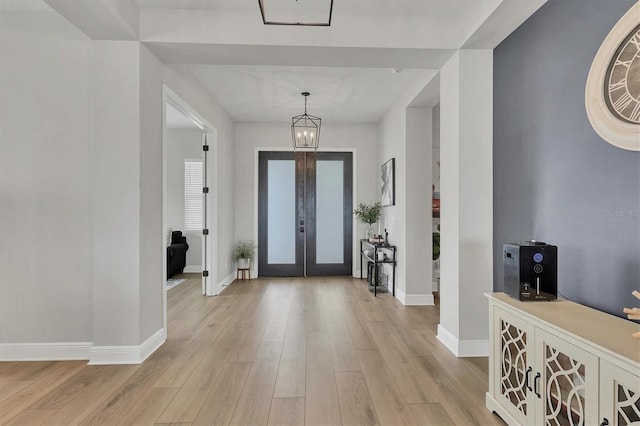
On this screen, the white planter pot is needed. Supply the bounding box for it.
[238,258,251,269]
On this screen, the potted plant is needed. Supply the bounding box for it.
[233,240,256,269]
[353,202,382,239]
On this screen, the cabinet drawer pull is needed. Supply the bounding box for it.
[525,366,533,391]
[600,418,609,426]
[534,372,541,398]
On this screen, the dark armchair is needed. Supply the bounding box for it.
[167,231,189,279]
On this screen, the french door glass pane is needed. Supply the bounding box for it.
[267,160,296,264]
[316,160,344,264]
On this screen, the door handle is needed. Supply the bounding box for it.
[534,372,541,398]
[600,418,609,426]
[525,366,532,391]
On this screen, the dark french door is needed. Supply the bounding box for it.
[258,151,353,276]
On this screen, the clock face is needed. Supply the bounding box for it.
[604,24,640,124]
[585,2,640,151]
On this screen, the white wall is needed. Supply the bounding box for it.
[233,122,378,277]
[378,73,437,304]
[0,10,92,344]
[438,50,493,356]
[165,129,203,271]
[379,104,407,297]
[405,108,433,304]
[0,9,236,358]
[139,44,165,343]
[91,41,142,347]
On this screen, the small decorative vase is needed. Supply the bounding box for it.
[238,258,250,269]
[365,225,375,240]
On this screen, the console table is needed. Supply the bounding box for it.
[359,239,396,296]
[486,292,640,426]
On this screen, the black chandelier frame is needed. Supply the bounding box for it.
[257,0,334,26]
[291,92,321,151]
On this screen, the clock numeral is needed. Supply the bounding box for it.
[629,32,640,50]
[615,58,632,68]
[613,92,633,112]
[629,102,640,123]
[609,79,627,92]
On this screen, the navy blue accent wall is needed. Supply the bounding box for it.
[493,0,640,317]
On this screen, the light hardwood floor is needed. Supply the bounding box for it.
[0,275,506,425]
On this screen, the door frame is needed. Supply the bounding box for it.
[253,147,358,278]
[162,85,220,337]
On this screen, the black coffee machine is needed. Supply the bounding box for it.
[504,241,557,301]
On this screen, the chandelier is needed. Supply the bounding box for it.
[291,92,321,151]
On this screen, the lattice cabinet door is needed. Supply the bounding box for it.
[600,360,640,426]
[494,307,536,425]
[535,329,599,426]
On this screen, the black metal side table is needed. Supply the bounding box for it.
[359,239,396,296]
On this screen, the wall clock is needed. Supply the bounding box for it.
[585,2,640,151]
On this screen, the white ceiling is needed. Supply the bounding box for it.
[0,0,51,11]
[183,65,436,123]
[35,0,548,123]
[134,0,496,17]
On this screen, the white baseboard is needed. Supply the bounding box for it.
[221,271,236,286]
[139,329,166,363]
[394,288,435,305]
[216,271,236,294]
[0,342,91,361]
[0,330,166,365]
[89,329,165,365]
[184,265,201,273]
[437,324,489,357]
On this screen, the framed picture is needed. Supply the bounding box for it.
[381,158,395,207]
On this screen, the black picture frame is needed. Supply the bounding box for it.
[381,158,395,207]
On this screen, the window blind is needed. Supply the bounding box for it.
[184,160,203,231]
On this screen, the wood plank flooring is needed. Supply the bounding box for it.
[0,274,505,425]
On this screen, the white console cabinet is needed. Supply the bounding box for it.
[486,293,640,426]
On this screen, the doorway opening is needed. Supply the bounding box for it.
[162,86,219,337]
[257,151,353,277]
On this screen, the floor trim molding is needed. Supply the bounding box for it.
[396,288,436,305]
[215,271,236,294]
[0,342,92,361]
[139,329,166,363]
[0,329,166,364]
[89,329,165,365]
[184,265,202,273]
[437,324,489,357]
